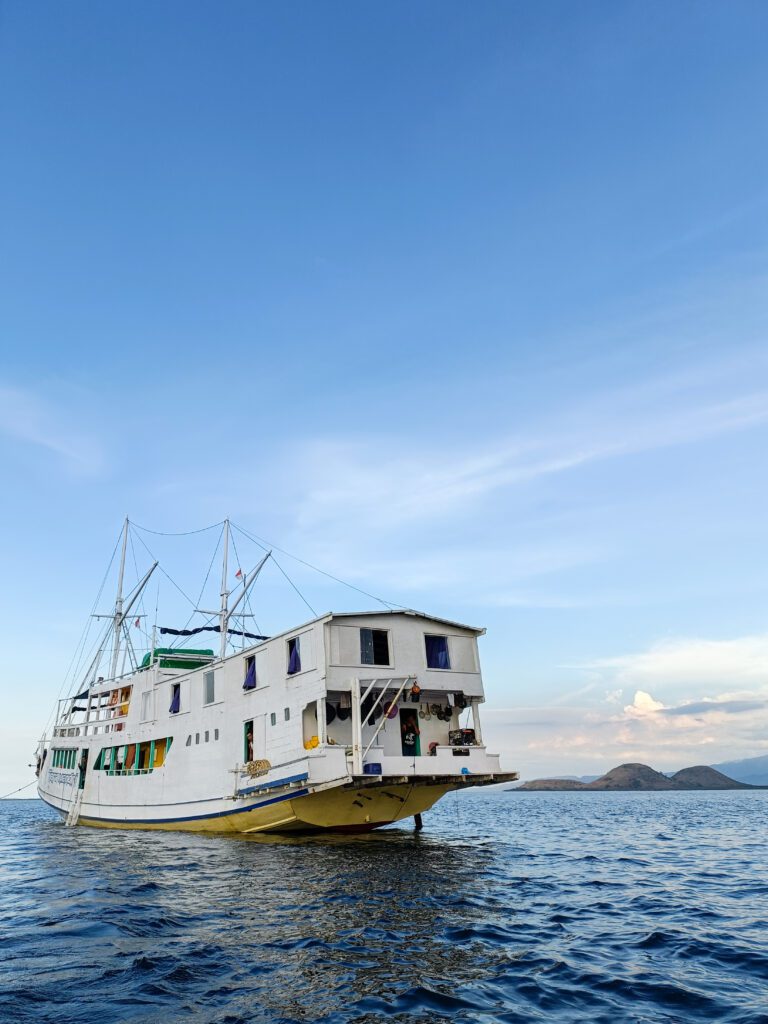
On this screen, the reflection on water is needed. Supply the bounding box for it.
[2,790,767,1023]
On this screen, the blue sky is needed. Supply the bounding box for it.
[2,1,768,790]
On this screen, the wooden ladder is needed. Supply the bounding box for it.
[65,790,84,827]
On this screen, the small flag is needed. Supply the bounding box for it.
[134,617,141,627]
[235,568,243,579]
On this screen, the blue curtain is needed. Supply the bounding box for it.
[287,638,301,675]
[243,662,256,690]
[425,635,450,669]
[169,684,180,714]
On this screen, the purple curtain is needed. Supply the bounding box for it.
[169,684,180,714]
[287,638,301,675]
[425,635,450,669]
[243,662,256,690]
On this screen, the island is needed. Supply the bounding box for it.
[511,762,758,791]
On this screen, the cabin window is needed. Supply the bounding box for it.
[244,720,254,762]
[214,728,219,741]
[243,654,256,690]
[195,733,200,745]
[53,749,77,769]
[95,737,172,775]
[203,671,215,705]
[270,712,277,726]
[360,628,390,666]
[287,637,301,675]
[186,735,191,746]
[205,730,210,743]
[425,634,451,670]
[284,707,290,721]
[140,690,154,722]
[169,682,181,714]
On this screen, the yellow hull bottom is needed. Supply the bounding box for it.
[76,782,456,834]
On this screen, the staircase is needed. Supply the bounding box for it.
[65,790,84,827]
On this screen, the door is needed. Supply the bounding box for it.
[78,748,88,790]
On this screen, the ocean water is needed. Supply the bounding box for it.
[1,791,766,1024]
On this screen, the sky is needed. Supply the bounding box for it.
[2,1,768,791]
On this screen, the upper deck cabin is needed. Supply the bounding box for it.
[51,609,493,781]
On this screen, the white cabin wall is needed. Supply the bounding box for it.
[325,614,484,698]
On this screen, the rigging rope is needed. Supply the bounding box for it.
[270,553,318,617]
[0,779,38,800]
[231,522,403,610]
[131,521,225,536]
[42,527,122,735]
[133,531,197,608]
[167,523,224,650]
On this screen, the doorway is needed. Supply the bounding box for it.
[399,708,421,756]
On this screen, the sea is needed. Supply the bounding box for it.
[1,790,766,1024]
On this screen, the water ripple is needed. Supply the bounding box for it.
[1,790,767,1023]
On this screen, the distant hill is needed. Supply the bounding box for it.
[513,777,589,791]
[513,761,756,792]
[710,753,768,787]
[672,765,752,789]
[587,763,677,790]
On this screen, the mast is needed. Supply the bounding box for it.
[219,518,230,660]
[110,517,129,680]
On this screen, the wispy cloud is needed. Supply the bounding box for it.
[584,633,768,691]
[486,630,768,778]
[0,383,104,474]
[289,383,768,536]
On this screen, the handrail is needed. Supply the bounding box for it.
[360,676,412,763]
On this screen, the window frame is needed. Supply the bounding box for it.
[203,670,216,706]
[287,636,302,676]
[169,681,181,714]
[243,653,257,691]
[425,633,451,670]
[360,627,391,667]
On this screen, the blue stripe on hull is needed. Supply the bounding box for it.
[237,772,309,796]
[40,787,310,826]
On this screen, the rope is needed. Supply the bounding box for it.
[270,554,318,617]
[232,522,403,610]
[132,521,225,536]
[42,527,122,735]
[0,779,38,800]
[167,524,223,649]
[133,531,196,608]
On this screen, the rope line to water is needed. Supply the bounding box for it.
[0,780,37,800]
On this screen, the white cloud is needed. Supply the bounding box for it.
[585,633,768,691]
[624,689,666,717]
[483,630,768,779]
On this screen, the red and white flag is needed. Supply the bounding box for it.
[134,617,141,627]
[235,568,243,579]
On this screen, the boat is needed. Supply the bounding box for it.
[36,519,517,832]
